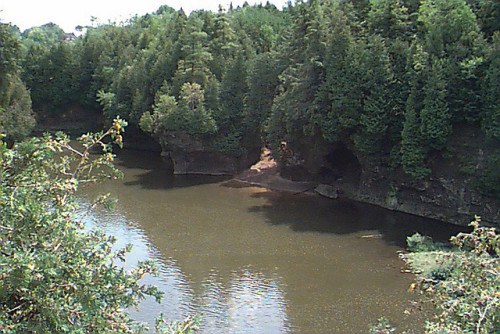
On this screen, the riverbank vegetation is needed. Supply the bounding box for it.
[405,217,499,333]
[1,0,498,198]
[370,217,499,333]
[0,119,197,332]
[0,0,499,331]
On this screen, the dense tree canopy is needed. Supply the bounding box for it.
[2,0,498,195]
[0,23,35,142]
[0,1,498,330]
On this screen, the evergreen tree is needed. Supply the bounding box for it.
[401,98,430,178]
[0,23,35,142]
[417,0,486,122]
[466,0,500,39]
[480,33,500,141]
[351,35,395,154]
[367,0,412,39]
[210,9,239,79]
[419,56,450,150]
[172,17,214,95]
[268,0,329,151]
[214,52,248,156]
[244,52,281,146]
[317,6,354,143]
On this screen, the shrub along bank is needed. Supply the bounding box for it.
[403,217,499,333]
[0,119,196,333]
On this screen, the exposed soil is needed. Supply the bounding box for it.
[229,148,317,194]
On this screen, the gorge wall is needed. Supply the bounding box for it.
[278,134,500,227]
[156,130,260,175]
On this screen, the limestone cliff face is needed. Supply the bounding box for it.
[279,137,500,226]
[157,130,260,175]
[343,163,499,226]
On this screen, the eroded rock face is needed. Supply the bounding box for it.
[158,130,260,175]
[282,139,500,226]
[350,163,500,226]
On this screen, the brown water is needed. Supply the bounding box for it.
[80,149,465,333]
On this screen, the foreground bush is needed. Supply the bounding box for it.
[0,119,196,333]
[404,217,499,333]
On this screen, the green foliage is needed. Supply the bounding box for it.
[212,52,248,156]
[140,83,217,138]
[244,52,281,146]
[96,89,118,120]
[417,0,486,123]
[348,35,395,154]
[0,120,160,333]
[406,233,438,252]
[0,76,35,142]
[477,151,500,199]
[21,23,65,49]
[466,0,500,39]
[405,217,499,333]
[0,118,197,333]
[267,0,330,155]
[155,315,199,334]
[481,33,500,141]
[418,57,450,150]
[10,0,500,192]
[368,317,395,334]
[19,23,81,114]
[0,23,35,142]
[400,43,453,178]
[172,17,214,94]
[400,104,430,178]
[0,24,21,77]
[0,119,188,332]
[231,3,289,53]
[367,0,413,46]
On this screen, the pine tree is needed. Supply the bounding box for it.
[400,43,429,178]
[401,98,430,178]
[352,35,395,154]
[367,0,411,40]
[244,52,281,146]
[210,10,239,79]
[172,17,214,94]
[419,56,450,150]
[417,0,487,122]
[317,6,354,143]
[481,33,500,141]
[268,0,328,150]
[214,52,248,156]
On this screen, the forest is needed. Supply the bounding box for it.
[1,0,499,205]
[0,0,499,332]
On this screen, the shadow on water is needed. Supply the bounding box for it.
[244,189,469,248]
[115,149,230,190]
[115,148,469,248]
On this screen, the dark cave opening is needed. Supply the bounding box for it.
[318,143,362,184]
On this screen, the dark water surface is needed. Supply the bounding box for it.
[80,149,466,333]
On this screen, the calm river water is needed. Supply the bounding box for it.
[79,149,465,333]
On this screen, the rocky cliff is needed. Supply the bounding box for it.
[147,127,499,226]
[277,130,500,226]
[156,130,260,175]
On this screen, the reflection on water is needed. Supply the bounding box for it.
[199,270,289,333]
[81,200,289,333]
[78,149,468,333]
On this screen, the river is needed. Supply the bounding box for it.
[79,149,465,333]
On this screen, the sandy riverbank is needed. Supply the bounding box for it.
[226,149,317,194]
